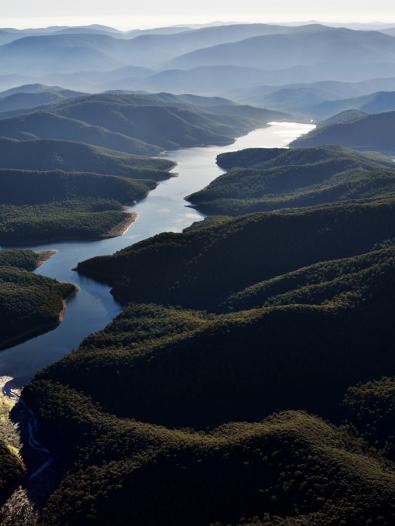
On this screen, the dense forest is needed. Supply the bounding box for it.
[0,151,173,243]
[0,90,285,244]
[0,92,285,155]
[0,441,24,508]
[1,19,395,525]
[78,194,395,308]
[0,169,156,244]
[291,109,395,153]
[188,145,395,215]
[18,191,395,524]
[0,138,173,180]
[0,249,77,349]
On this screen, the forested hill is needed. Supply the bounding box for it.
[0,139,174,244]
[0,138,173,180]
[0,92,286,155]
[77,194,395,309]
[187,145,395,215]
[291,109,395,153]
[0,249,77,350]
[24,194,395,523]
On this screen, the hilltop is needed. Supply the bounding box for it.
[291,109,395,153]
[0,92,285,155]
[0,138,173,179]
[187,145,395,215]
[24,195,395,524]
[0,249,77,350]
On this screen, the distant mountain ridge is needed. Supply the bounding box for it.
[187,145,395,215]
[291,109,395,153]
[0,92,285,154]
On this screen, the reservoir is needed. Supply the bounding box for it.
[0,122,315,382]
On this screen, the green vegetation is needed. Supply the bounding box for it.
[0,143,174,242]
[0,138,173,180]
[0,248,40,271]
[0,249,77,349]
[0,166,158,243]
[21,381,395,526]
[23,299,395,524]
[20,192,395,523]
[344,377,395,460]
[8,94,393,523]
[0,92,284,155]
[0,441,24,507]
[291,110,395,154]
[0,90,278,243]
[78,194,395,309]
[187,146,395,215]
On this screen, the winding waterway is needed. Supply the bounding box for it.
[0,122,314,383]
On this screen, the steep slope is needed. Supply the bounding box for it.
[0,441,24,507]
[19,195,395,524]
[0,249,77,349]
[0,83,84,112]
[78,195,395,309]
[0,111,161,156]
[291,110,395,153]
[21,373,395,526]
[0,138,173,179]
[22,282,395,523]
[187,146,395,215]
[0,169,157,244]
[0,92,283,154]
[52,92,285,149]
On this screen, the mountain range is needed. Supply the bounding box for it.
[0,92,284,154]
[3,24,395,93]
[292,109,395,153]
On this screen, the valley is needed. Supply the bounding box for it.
[0,14,394,526]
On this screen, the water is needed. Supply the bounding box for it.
[0,122,315,382]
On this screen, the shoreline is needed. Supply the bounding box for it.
[0,284,79,353]
[36,250,57,268]
[106,211,138,238]
[1,213,140,248]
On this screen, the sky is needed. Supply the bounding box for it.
[2,0,395,29]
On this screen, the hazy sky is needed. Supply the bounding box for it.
[3,0,395,29]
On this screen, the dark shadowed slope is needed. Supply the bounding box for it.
[17,145,395,524]
[187,146,395,215]
[0,250,77,350]
[77,194,395,309]
[0,138,173,179]
[291,109,395,153]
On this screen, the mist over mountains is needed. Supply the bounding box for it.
[3,22,395,97]
[1,16,395,526]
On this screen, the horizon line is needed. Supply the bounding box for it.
[2,16,395,31]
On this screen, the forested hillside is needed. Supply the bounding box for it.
[0,92,284,155]
[0,249,77,349]
[0,169,158,244]
[0,138,173,179]
[291,109,395,153]
[0,441,24,507]
[188,145,395,215]
[78,195,395,308]
[2,18,395,526]
[0,136,174,243]
[19,193,395,524]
